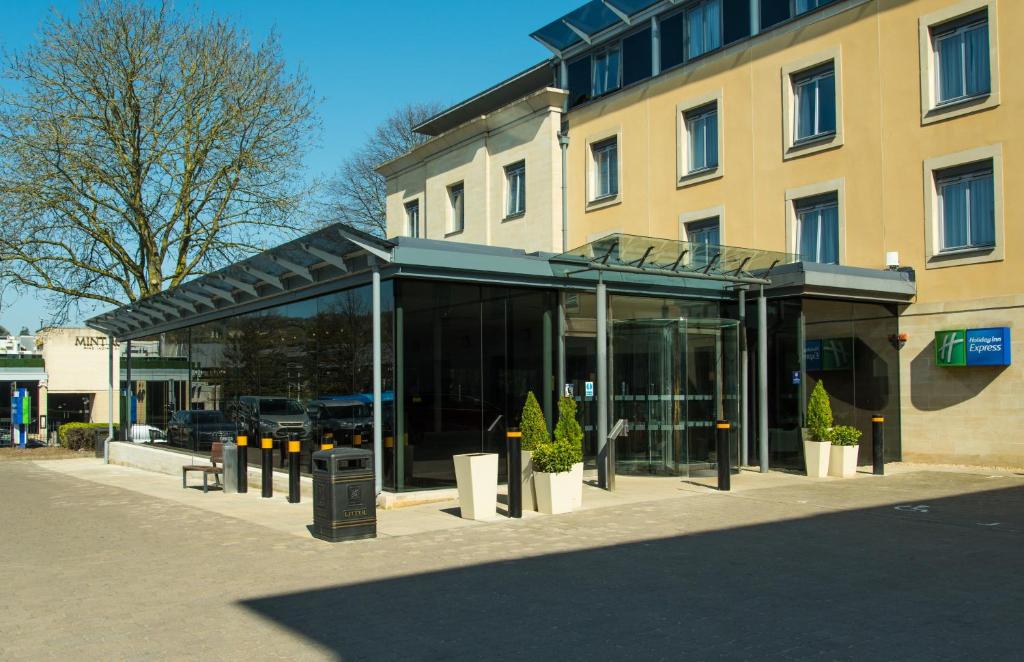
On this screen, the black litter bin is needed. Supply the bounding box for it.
[311,447,376,541]
[94,429,109,458]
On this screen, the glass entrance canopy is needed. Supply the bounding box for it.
[552,233,799,284]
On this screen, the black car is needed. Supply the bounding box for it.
[166,410,237,451]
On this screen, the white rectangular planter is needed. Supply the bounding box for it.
[534,469,576,515]
[829,445,858,478]
[453,453,499,520]
[569,461,584,509]
[521,450,536,512]
[803,440,831,478]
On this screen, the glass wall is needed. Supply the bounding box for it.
[396,281,556,490]
[122,282,397,487]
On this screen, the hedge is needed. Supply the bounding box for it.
[58,423,118,450]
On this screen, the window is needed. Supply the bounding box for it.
[405,201,420,238]
[923,144,1002,267]
[685,103,718,174]
[593,46,621,97]
[505,161,526,218]
[936,163,994,251]
[793,64,836,142]
[762,0,836,28]
[448,183,464,234]
[795,194,839,264]
[686,0,722,60]
[591,138,619,201]
[932,13,990,105]
[660,12,685,71]
[622,28,652,87]
[685,217,720,266]
[567,57,591,108]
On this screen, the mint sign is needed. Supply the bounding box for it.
[936,327,1010,367]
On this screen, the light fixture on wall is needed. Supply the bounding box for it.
[888,332,908,350]
[885,251,900,270]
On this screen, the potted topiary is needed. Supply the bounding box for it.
[828,425,862,478]
[532,436,583,515]
[553,396,584,508]
[518,391,550,512]
[803,381,833,478]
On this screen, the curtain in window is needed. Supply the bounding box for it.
[686,1,721,60]
[964,24,990,97]
[796,79,816,139]
[608,146,619,196]
[594,50,620,96]
[941,180,969,249]
[798,210,818,262]
[820,204,839,264]
[937,33,964,101]
[689,117,706,172]
[705,112,718,168]
[818,73,836,134]
[969,173,995,246]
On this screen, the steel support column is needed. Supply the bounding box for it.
[372,265,383,495]
[758,287,769,473]
[106,334,114,463]
[738,287,749,466]
[596,278,609,488]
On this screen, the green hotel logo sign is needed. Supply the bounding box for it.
[935,330,966,366]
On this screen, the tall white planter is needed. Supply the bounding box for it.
[521,450,536,512]
[534,470,576,515]
[453,453,499,520]
[569,461,584,509]
[829,445,858,478]
[803,440,831,478]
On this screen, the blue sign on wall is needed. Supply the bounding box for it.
[804,340,822,371]
[964,327,1011,366]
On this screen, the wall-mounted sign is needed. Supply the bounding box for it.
[805,338,853,371]
[584,381,594,398]
[936,327,1011,367]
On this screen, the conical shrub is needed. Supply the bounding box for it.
[806,381,833,441]
[519,390,550,451]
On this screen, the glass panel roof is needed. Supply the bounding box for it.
[531,0,662,51]
[553,233,799,280]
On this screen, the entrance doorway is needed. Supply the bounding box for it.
[608,319,741,477]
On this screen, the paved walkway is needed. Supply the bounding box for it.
[0,460,1021,660]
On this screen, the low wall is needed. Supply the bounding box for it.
[108,442,314,498]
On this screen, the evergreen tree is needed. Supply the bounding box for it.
[554,396,583,450]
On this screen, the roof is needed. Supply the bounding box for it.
[531,0,662,53]
[413,61,555,137]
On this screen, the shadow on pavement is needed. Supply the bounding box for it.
[240,485,1023,660]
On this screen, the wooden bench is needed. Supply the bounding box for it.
[182,442,224,493]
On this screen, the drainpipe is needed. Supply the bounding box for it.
[559,131,570,252]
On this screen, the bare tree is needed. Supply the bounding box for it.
[325,102,443,237]
[0,0,319,319]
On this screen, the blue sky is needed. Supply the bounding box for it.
[0,0,579,333]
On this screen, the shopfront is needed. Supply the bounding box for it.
[86,224,914,493]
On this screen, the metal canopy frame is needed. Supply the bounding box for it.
[531,0,662,55]
[86,224,394,339]
[551,233,798,285]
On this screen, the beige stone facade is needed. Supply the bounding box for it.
[379,88,567,254]
[36,326,121,425]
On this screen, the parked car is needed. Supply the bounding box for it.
[130,424,167,444]
[166,410,237,451]
[308,399,372,444]
[233,396,311,447]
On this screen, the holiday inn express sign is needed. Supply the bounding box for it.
[935,327,1011,367]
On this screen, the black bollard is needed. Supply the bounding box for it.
[288,439,301,503]
[261,437,273,498]
[872,415,885,476]
[237,435,248,494]
[716,420,731,492]
[507,430,522,519]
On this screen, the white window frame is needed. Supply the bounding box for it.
[936,167,994,251]
[447,182,464,235]
[592,45,622,98]
[676,90,724,188]
[792,65,836,143]
[918,0,999,125]
[504,161,526,219]
[586,131,622,210]
[781,47,844,159]
[923,144,1003,268]
[785,179,845,265]
[684,0,723,61]
[932,15,990,107]
[794,195,840,265]
[404,200,420,238]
